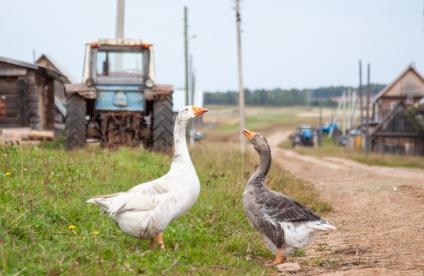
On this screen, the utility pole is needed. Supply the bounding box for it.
[190,59,196,146]
[184,6,190,106]
[115,0,125,70]
[347,88,352,131]
[115,0,125,38]
[235,0,246,153]
[342,90,346,136]
[358,60,364,137]
[318,100,323,147]
[352,89,358,125]
[422,0,424,33]
[366,63,371,153]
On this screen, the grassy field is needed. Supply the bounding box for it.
[0,141,331,275]
[204,105,331,140]
[281,136,424,169]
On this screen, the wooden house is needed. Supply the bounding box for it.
[371,65,424,155]
[35,54,70,129]
[0,56,67,132]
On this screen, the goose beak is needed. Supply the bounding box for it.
[192,106,208,117]
[241,129,257,141]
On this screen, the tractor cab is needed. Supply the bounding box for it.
[64,39,174,151]
[82,39,156,112]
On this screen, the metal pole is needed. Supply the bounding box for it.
[342,90,346,136]
[358,60,363,135]
[115,0,125,70]
[236,0,246,153]
[347,88,352,131]
[190,62,196,146]
[184,6,189,106]
[366,63,371,153]
[352,89,358,125]
[318,100,323,147]
[115,0,125,39]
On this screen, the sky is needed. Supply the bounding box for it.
[0,0,423,91]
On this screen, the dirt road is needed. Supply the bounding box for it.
[268,131,424,275]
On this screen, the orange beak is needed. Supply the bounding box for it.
[241,129,257,140]
[192,106,208,117]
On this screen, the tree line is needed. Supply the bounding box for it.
[204,84,385,107]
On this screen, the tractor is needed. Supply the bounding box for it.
[291,125,315,148]
[64,39,174,152]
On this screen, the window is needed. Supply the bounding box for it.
[96,51,144,77]
[390,102,397,109]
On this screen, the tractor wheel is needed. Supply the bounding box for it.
[151,95,174,153]
[65,93,87,150]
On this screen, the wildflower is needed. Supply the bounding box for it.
[5,172,11,177]
[68,224,76,230]
[92,230,99,235]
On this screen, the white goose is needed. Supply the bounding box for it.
[87,106,208,249]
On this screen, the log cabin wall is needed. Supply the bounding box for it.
[0,59,55,130]
[373,136,424,155]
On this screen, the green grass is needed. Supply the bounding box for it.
[205,106,331,139]
[0,142,331,274]
[281,137,424,169]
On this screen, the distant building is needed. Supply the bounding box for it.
[0,56,67,131]
[370,64,424,155]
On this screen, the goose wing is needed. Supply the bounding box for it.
[88,178,172,217]
[257,190,321,223]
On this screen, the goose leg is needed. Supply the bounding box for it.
[266,248,285,266]
[155,233,165,250]
[149,233,165,250]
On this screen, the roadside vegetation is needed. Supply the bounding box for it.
[0,141,331,274]
[281,136,424,169]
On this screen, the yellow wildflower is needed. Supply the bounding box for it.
[68,224,76,230]
[92,230,99,235]
[5,172,11,176]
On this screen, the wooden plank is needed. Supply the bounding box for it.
[0,68,27,76]
[0,97,5,118]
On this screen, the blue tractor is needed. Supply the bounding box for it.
[64,39,174,152]
[321,122,338,136]
[292,125,315,147]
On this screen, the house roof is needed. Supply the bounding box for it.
[373,64,424,103]
[0,56,39,70]
[35,54,71,83]
[0,55,67,83]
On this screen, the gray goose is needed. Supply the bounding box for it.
[241,129,336,265]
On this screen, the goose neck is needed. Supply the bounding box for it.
[248,146,272,187]
[173,118,191,162]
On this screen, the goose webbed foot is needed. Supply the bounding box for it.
[265,248,285,266]
[150,233,166,250]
